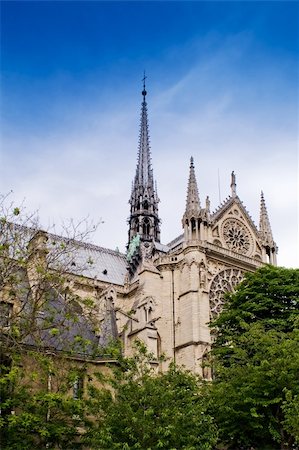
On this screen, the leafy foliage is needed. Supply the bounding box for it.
[84,341,218,450]
[0,195,101,449]
[210,266,299,450]
[0,352,86,449]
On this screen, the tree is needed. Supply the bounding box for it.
[84,341,218,450]
[0,194,107,449]
[210,266,299,450]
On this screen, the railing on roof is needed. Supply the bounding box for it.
[205,242,263,267]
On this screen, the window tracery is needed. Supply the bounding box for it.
[209,268,243,319]
[222,219,252,255]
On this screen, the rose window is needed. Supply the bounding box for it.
[222,219,252,255]
[209,268,243,319]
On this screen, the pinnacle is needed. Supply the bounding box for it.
[185,157,201,215]
[259,191,274,245]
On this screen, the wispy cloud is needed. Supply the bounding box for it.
[1,25,297,267]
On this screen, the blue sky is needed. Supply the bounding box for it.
[1,1,298,267]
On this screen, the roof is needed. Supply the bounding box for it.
[154,241,170,253]
[4,223,128,286]
[43,234,128,286]
[69,242,127,285]
[23,286,118,357]
[167,233,184,250]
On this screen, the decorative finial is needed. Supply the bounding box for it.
[142,71,147,98]
[231,171,237,197]
[190,156,194,168]
[206,195,210,212]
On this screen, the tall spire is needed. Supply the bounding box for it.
[134,72,153,189]
[185,156,201,214]
[128,76,160,246]
[259,191,274,245]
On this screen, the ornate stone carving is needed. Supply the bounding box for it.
[199,262,207,288]
[141,241,155,261]
[209,268,244,319]
[222,219,252,255]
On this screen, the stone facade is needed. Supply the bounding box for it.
[116,86,278,374]
[1,85,278,376]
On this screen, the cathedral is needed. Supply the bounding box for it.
[2,83,278,377]
[75,82,278,375]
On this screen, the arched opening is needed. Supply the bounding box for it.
[191,218,196,231]
[142,218,150,237]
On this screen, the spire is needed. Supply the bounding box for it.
[259,191,274,245]
[185,156,201,214]
[128,77,160,247]
[230,171,237,197]
[135,72,153,189]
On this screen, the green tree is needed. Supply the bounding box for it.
[210,266,299,450]
[0,353,86,449]
[0,194,102,449]
[85,341,218,450]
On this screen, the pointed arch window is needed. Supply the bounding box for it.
[191,218,196,231]
[142,218,150,237]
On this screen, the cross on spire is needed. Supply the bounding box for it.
[142,71,147,98]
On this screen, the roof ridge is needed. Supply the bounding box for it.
[167,233,184,247]
[28,228,126,258]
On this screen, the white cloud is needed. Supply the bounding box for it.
[1,32,297,268]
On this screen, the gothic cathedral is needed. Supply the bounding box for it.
[103,83,278,375]
[48,83,278,375]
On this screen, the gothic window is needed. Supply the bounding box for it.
[142,218,150,237]
[143,200,149,210]
[139,298,155,324]
[144,304,153,322]
[209,268,244,319]
[222,219,252,255]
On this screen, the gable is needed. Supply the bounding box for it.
[211,197,263,261]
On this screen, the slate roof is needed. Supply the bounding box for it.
[23,289,99,355]
[167,233,184,250]
[5,224,128,286]
[69,242,127,286]
[21,283,118,358]
[44,235,128,286]
[154,241,170,253]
